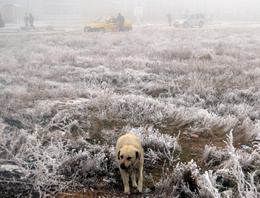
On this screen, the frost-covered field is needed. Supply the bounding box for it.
[0,25,260,197]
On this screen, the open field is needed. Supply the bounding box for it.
[0,24,260,197]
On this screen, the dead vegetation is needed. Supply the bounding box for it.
[0,26,260,197]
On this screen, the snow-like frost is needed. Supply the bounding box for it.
[0,25,260,196]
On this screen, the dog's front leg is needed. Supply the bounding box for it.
[137,166,143,193]
[132,170,137,188]
[120,169,130,194]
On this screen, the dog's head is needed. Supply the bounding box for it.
[117,145,141,170]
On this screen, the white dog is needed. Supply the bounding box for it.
[115,134,144,195]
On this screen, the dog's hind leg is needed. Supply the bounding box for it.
[120,169,130,194]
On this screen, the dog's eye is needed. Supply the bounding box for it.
[120,155,123,159]
[127,157,132,160]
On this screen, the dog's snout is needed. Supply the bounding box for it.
[120,163,127,170]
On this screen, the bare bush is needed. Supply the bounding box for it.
[155,160,200,197]
[0,128,70,197]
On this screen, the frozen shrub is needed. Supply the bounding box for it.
[0,128,70,197]
[60,145,116,187]
[159,48,192,61]
[222,130,260,172]
[202,145,227,168]
[56,50,77,64]
[86,93,177,123]
[209,131,260,197]
[215,43,224,55]
[126,126,180,151]
[155,160,200,197]
[199,131,260,197]
[198,171,220,198]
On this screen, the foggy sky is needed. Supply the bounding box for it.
[138,0,260,16]
[1,0,260,22]
[85,0,260,21]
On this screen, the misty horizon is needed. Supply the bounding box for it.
[1,0,260,23]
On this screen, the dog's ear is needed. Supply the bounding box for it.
[136,151,141,160]
[118,150,120,160]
